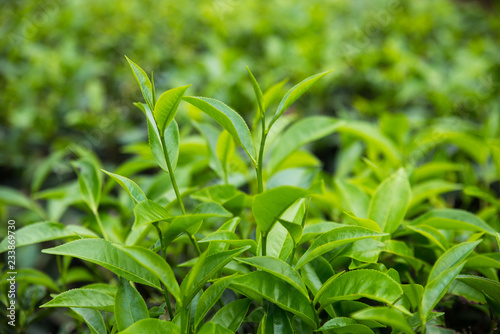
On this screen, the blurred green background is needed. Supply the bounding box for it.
[1,0,499,185]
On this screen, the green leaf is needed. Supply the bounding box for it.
[335,179,370,219]
[411,209,497,235]
[0,221,97,253]
[183,96,256,162]
[267,116,343,174]
[264,305,294,333]
[409,180,462,208]
[269,70,333,129]
[402,284,424,312]
[263,79,288,110]
[235,256,308,298]
[198,322,233,334]
[343,212,381,232]
[71,308,106,334]
[125,56,154,111]
[211,298,251,331]
[406,225,448,251]
[115,278,149,331]
[133,199,170,229]
[114,244,181,304]
[253,186,308,234]
[351,307,415,334]
[315,270,402,309]
[163,203,233,246]
[278,219,303,245]
[102,170,147,203]
[338,121,401,164]
[199,231,257,254]
[457,275,500,303]
[0,268,59,291]
[383,240,424,271]
[368,168,411,234]
[0,186,46,218]
[216,130,235,178]
[163,120,180,171]
[153,85,190,133]
[41,289,114,312]
[72,159,102,212]
[42,239,161,289]
[316,317,374,333]
[182,246,250,305]
[247,67,265,117]
[421,263,465,320]
[316,317,355,331]
[295,226,387,270]
[230,271,316,329]
[194,275,235,329]
[119,319,180,334]
[448,280,486,304]
[428,240,481,282]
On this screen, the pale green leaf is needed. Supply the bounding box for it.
[253,186,308,234]
[72,159,102,212]
[125,56,154,110]
[267,116,344,173]
[246,67,265,117]
[153,85,190,133]
[269,70,333,129]
[102,170,147,203]
[411,209,497,235]
[183,96,256,162]
[368,168,411,234]
[428,241,481,282]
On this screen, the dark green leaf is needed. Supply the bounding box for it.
[115,278,149,331]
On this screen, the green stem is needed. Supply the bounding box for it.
[163,289,174,320]
[153,222,175,318]
[93,209,110,241]
[162,135,186,215]
[161,134,201,256]
[256,117,267,194]
[288,245,296,265]
[56,256,66,291]
[261,233,267,256]
[153,223,166,259]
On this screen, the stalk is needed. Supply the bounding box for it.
[161,133,201,256]
[153,222,175,318]
[93,209,110,241]
[256,116,267,194]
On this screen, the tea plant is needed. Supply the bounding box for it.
[1,58,500,333]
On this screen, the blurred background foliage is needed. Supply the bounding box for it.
[1,0,499,183]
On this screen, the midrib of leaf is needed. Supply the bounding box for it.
[45,240,160,289]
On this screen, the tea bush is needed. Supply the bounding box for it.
[1,57,499,333]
